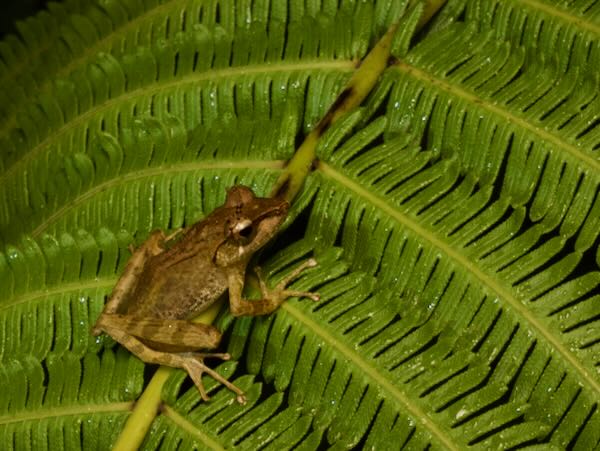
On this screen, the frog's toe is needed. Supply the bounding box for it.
[183,359,210,400]
[191,352,231,361]
[276,258,319,291]
[282,289,320,302]
[182,355,245,403]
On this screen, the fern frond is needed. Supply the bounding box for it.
[1,0,599,449]
[0,228,130,362]
[0,113,297,243]
[374,23,600,251]
[441,0,600,74]
[0,0,396,167]
[0,350,141,450]
[0,0,409,242]
[300,105,598,447]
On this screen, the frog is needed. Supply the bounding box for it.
[92,185,319,404]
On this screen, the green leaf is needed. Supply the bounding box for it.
[1,0,599,449]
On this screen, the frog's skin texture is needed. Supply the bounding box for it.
[92,186,319,403]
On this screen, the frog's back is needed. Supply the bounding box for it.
[127,251,228,320]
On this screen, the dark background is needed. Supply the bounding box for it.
[1,0,51,38]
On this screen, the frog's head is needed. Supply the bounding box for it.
[215,185,289,267]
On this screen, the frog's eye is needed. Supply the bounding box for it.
[232,218,254,243]
[238,224,253,238]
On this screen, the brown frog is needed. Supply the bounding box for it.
[92,185,319,403]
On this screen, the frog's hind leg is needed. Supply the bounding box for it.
[97,313,225,352]
[92,231,167,336]
[98,323,246,404]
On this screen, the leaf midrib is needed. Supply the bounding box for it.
[162,405,225,451]
[319,161,600,396]
[0,59,353,185]
[519,0,600,35]
[281,302,461,450]
[0,279,114,312]
[394,62,600,173]
[0,401,132,425]
[29,160,283,238]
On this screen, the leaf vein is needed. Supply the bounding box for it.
[162,404,226,451]
[282,302,461,451]
[0,401,132,425]
[394,61,600,172]
[0,60,352,184]
[30,161,283,238]
[519,0,600,35]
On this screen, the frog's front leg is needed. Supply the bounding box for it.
[96,315,246,403]
[228,259,320,317]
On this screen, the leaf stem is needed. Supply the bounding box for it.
[270,20,401,202]
[269,1,449,202]
[111,300,223,451]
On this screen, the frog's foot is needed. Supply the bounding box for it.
[257,258,320,303]
[93,325,244,403]
[181,353,246,404]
